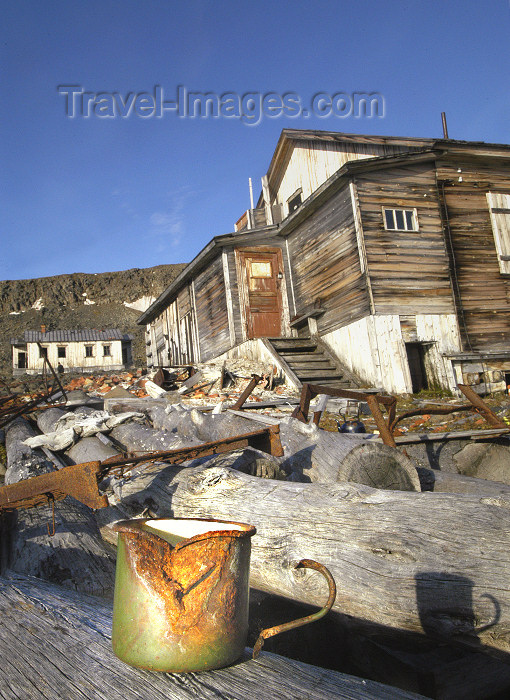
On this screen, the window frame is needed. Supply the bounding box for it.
[487,192,510,275]
[57,346,66,359]
[85,345,94,358]
[102,344,111,357]
[287,188,303,216]
[382,207,419,232]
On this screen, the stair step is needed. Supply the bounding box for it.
[270,339,316,350]
[296,372,345,381]
[280,353,329,363]
[288,362,337,372]
[266,338,359,390]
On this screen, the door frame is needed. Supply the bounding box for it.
[235,246,291,340]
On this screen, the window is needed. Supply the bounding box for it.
[249,261,272,278]
[383,208,418,231]
[85,345,93,357]
[287,189,302,215]
[487,192,510,274]
[57,346,66,358]
[103,344,111,357]
[39,346,48,359]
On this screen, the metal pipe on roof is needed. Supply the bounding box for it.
[441,112,449,139]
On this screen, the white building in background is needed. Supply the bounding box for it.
[10,327,133,375]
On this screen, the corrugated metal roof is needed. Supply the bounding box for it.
[10,329,131,344]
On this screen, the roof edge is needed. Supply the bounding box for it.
[137,225,279,325]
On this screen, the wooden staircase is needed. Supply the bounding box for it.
[264,337,360,389]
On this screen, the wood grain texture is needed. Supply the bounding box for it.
[0,572,426,700]
[110,462,510,657]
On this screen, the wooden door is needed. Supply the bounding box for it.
[238,249,283,338]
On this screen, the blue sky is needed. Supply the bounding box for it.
[1,1,509,281]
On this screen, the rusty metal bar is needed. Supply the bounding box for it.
[0,389,65,429]
[39,343,67,404]
[252,559,336,659]
[457,384,507,429]
[291,383,315,422]
[231,374,262,410]
[100,425,284,476]
[0,461,108,512]
[0,426,284,515]
[389,403,475,433]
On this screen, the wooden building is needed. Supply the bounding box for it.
[139,129,510,395]
[11,328,133,376]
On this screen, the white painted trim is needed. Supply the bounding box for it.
[190,280,201,362]
[349,180,375,314]
[222,250,236,348]
[285,237,297,317]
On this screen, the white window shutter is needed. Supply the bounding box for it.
[487,192,510,274]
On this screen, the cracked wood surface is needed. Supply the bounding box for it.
[111,461,510,658]
[0,572,425,700]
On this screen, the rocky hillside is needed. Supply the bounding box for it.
[0,264,186,378]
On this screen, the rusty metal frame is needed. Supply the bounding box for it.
[0,461,109,511]
[292,384,398,446]
[0,425,284,515]
[292,382,508,448]
[98,424,284,477]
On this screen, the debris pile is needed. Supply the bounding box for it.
[1,367,510,698]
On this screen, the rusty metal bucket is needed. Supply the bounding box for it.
[111,517,336,673]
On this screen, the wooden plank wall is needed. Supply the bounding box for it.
[274,140,410,213]
[193,256,231,361]
[436,157,510,351]
[286,186,370,333]
[355,162,455,316]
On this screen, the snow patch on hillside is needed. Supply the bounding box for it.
[124,296,155,313]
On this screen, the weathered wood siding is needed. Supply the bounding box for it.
[436,158,510,351]
[322,313,461,393]
[273,141,410,216]
[193,256,231,361]
[24,340,124,372]
[286,186,370,333]
[355,162,455,315]
[146,285,198,367]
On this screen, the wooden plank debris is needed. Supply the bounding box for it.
[0,572,426,700]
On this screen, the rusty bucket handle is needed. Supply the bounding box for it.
[252,559,336,659]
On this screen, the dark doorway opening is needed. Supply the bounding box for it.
[18,352,27,369]
[406,343,428,393]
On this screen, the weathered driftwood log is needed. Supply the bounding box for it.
[0,572,424,700]
[4,418,116,597]
[277,418,421,489]
[65,435,119,464]
[36,406,68,434]
[417,466,510,497]
[5,417,54,484]
[108,461,510,658]
[109,422,196,452]
[248,589,510,700]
